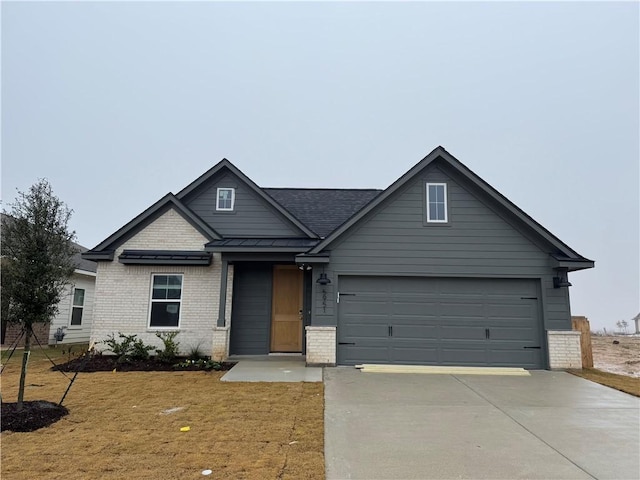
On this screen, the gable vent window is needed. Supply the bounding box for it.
[216,188,235,211]
[426,183,448,223]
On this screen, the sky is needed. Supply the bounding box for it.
[1,1,638,332]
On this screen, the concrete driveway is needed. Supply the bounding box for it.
[324,368,640,480]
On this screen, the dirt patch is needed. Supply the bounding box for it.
[590,335,640,378]
[52,354,236,372]
[1,401,69,432]
[1,348,324,479]
[568,369,640,397]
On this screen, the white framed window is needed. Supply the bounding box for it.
[216,187,235,211]
[69,288,85,326]
[149,274,183,328]
[426,183,448,223]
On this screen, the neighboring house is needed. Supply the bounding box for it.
[46,244,97,345]
[1,212,97,346]
[83,147,594,369]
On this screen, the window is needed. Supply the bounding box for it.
[149,274,183,328]
[70,288,85,326]
[426,183,448,223]
[216,188,235,211]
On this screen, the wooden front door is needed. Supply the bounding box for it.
[270,265,303,352]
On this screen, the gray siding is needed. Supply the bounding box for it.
[229,264,273,355]
[315,163,571,332]
[183,172,304,237]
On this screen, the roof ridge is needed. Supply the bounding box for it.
[264,187,383,191]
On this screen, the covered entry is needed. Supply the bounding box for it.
[230,264,307,355]
[337,276,544,368]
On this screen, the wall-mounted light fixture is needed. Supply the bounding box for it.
[553,270,572,288]
[317,272,331,285]
[297,264,312,271]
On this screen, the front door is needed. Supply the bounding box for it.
[270,265,303,352]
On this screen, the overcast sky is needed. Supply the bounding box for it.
[2,1,638,332]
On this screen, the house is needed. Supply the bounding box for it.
[83,147,594,369]
[46,244,97,345]
[1,212,97,346]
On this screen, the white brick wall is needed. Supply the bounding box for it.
[212,327,230,361]
[91,208,223,356]
[547,330,582,369]
[306,326,336,366]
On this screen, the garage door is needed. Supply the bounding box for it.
[337,276,544,369]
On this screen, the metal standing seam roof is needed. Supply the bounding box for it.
[263,188,382,238]
[205,238,319,251]
[118,250,212,265]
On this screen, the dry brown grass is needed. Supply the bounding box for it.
[568,368,640,397]
[1,347,324,479]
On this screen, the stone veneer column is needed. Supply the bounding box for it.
[306,326,336,366]
[547,330,582,369]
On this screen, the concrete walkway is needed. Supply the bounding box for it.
[221,356,322,382]
[324,368,640,480]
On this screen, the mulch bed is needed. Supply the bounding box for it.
[51,355,236,372]
[1,401,69,432]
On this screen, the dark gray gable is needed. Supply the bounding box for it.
[177,159,318,239]
[264,188,382,238]
[309,146,594,268]
[82,194,220,260]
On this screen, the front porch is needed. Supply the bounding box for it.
[211,251,331,363]
[221,355,323,382]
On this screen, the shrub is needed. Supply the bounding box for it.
[186,342,206,361]
[103,333,154,364]
[155,331,180,364]
[173,358,223,371]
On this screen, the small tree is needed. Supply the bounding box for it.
[620,320,628,334]
[1,180,77,411]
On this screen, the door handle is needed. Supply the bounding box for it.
[388,325,393,336]
[485,328,490,339]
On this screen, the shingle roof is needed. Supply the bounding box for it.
[264,189,382,238]
[72,242,97,273]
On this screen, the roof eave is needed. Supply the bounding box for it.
[205,246,313,253]
[295,253,331,264]
[551,255,595,272]
[73,268,97,277]
[81,251,115,261]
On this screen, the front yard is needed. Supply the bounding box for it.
[1,347,324,479]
